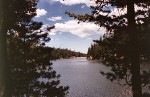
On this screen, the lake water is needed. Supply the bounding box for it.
[52,57,132,97]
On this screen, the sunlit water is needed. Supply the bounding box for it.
[52,57,132,97]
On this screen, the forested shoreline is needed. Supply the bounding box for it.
[45,47,86,60]
[87,43,101,60]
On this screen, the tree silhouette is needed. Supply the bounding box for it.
[0,0,12,96]
[66,0,150,97]
[1,0,69,97]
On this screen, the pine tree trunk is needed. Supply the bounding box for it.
[131,57,142,97]
[0,3,5,95]
[0,1,12,97]
[127,0,142,97]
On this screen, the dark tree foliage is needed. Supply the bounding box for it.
[87,43,101,60]
[1,0,68,97]
[49,47,86,60]
[66,0,150,97]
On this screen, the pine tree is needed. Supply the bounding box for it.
[1,0,69,96]
[66,0,150,97]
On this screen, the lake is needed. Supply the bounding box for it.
[52,57,132,97]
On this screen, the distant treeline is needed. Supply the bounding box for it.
[47,47,86,60]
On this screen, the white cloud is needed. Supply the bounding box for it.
[86,37,92,40]
[51,38,59,41]
[48,16,63,21]
[81,5,85,9]
[52,0,96,7]
[49,20,106,38]
[35,9,47,18]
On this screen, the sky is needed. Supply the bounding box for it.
[34,0,106,53]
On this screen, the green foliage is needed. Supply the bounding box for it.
[66,0,150,96]
[1,0,69,96]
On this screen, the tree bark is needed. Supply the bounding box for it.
[0,1,12,97]
[127,0,142,97]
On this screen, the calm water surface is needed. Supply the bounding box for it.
[52,57,132,97]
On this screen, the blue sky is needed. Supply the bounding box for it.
[34,0,106,53]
